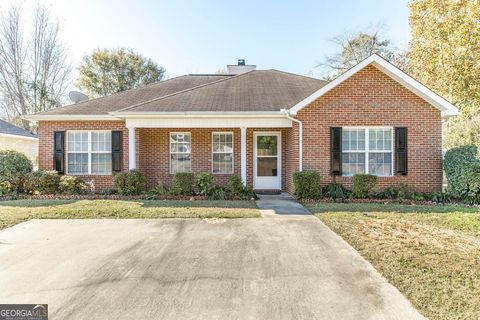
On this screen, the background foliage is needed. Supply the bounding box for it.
[77,48,166,97]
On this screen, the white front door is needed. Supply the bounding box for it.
[254,132,281,190]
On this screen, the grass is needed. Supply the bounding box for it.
[307,202,480,320]
[0,199,260,230]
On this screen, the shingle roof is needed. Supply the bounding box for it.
[34,70,327,116]
[37,75,231,115]
[0,119,37,138]
[117,70,326,113]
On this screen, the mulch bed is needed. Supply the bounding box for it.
[299,197,479,208]
[0,194,209,202]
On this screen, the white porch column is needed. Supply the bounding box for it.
[240,127,247,185]
[128,127,136,170]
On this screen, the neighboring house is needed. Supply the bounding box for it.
[25,55,459,193]
[0,119,38,168]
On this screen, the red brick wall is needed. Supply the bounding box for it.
[286,65,443,193]
[38,65,443,194]
[137,128,241,189]
[38,121,129,191]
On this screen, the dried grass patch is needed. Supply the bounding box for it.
[317,212,480,320]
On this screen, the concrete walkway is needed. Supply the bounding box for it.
[256,193,312,217]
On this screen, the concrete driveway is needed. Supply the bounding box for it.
[0,218,422,320]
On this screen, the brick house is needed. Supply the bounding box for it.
[26,55,458,193]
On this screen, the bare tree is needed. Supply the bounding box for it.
[0,4,71,130]
[314,26,406,80]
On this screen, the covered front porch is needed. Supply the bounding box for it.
[123,114,299,191]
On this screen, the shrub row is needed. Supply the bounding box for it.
[293,171,378,201]
[292,170,462,204]
[0,150,257,200]
[144,172,257,200]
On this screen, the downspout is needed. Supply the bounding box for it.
[281,109,303,171]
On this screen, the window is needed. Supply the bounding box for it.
[67,131,112,175]
[212,132,233,174]
[170,133,191,173]
[342,128,393,176]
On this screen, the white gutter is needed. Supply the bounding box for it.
[281,109,302,171]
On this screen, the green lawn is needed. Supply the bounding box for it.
[0,199,260,230]
[308,202,480,320]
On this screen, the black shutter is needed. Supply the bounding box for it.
[53,131,65,174]
[395,127,407,175]
[330,127,342,176]
[111,131,122,172]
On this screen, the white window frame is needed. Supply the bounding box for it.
[169,132,192,174]
[342,126,394,177]
[66,130,112,176]
[211,132,234,174]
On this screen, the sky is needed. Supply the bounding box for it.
[1,0,411,86]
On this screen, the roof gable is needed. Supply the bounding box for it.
[289,54,459,117]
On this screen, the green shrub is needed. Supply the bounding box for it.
[397,183,417,200]
[228,175,257,200]
[114,170,145,195]
[428,191,452,204]
[173,172,194,195]
[375,187,398,199]
[293,171,322,199]
[324,182,349,203]
[0,180,8,196]
[352,174,378,198]
[25,171,60,194]
[228,175,244,195]
[0,150,33,192]
[196,172,214,195]
[149,181,170,196]
[208,185,227,200]
[444,145,480,203]
[59,175,88,194]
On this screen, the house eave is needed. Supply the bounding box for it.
[22,114,119,121]
[109,111,287,119]
[0,132,38,141]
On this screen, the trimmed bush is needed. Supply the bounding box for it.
[228,175,257,200]
[25,171,60,194]
[114,170,145,195]
[293,171,321,199]
[352,174,378,198]
[59,175,88,194]
[444,145,480,203]
[196,172,214,195]
[173,172,194,195]
[0,150,33,192]
[323,182,349,203]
